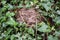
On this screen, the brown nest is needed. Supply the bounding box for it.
[15,8,44,27]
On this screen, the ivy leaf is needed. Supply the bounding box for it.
[41,0,49,2]
[2,22,7,27]
[41,0,54,2]
[5,28,13,35]
[27,28,34,36]
[38,22,49,32]
[25,3,31,8]
[1,5,8,13]
[48,35,58,40]
[18,4,23,8]
[33,0,38,4]
[57,10,60,15]
[54,16,60,25]
[55,31,60,36]
[10,35,15,40]
[6,17,18,26]
[8,4,14,10]
[0,16,6,22]
[6,11,15,17]
[1,1,6,5]
[42,2,52,11]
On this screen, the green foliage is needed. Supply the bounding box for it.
[38,22,51,32]
[6,11,15,17]
[54,16,60,25]
[0,0,60,40]
[27,27,34,36]
[41,2,53,11]
[6,17,18,26]
[48,35,58,40]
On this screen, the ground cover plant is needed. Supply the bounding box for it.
[0,0,60,40]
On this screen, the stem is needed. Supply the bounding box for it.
[35,19,37,40]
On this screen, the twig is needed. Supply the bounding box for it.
[35,19,38,40]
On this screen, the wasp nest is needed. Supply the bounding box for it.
[15,8,43,27]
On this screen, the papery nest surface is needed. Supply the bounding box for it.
[15,8,43,27]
